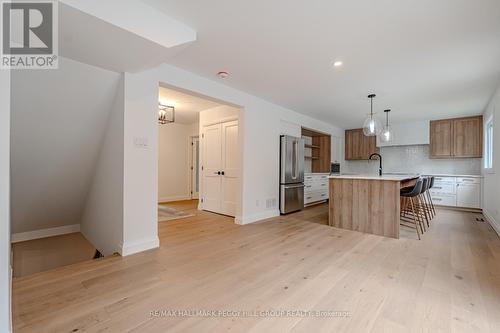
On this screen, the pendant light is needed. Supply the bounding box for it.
[363,94,382,136]
[380,109,393,143]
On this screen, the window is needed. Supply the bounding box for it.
[485,117,494,169]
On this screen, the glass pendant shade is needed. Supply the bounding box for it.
[362,116,382,136]
[380,125,393,143]
[379,109,393,143]
[363,94,382,136]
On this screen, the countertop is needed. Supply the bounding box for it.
[422,173,483,178]
[329,174,419,181]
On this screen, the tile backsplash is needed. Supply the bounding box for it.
[344,145,482,175]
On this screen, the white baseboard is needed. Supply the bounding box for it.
[158,195,192,203]
[483,209,500,237]
[235,209,280,225]
[120,236,160,256]
[11,224,80,243]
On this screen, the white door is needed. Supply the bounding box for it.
[221,121,239,216]
[202,124,222,213]
[191,137,200,199]
[201,120,239,217]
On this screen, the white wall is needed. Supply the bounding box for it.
[119,63,345,255]
[10,57,121,234]
[80,76,125,256]
[158,121,198,202]
[122,71,160,256]
[483,84,500,233]
[0,70,11,333]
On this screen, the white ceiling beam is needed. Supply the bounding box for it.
[60,0,196,48]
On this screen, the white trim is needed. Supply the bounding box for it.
[235,210,280,225]
[483,209,500,237]
[201,116,238,127]
[158,195,192,203]
[11,224,81,243]
[120,236,160,256]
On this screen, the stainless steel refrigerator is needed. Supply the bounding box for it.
[279,135,305,214]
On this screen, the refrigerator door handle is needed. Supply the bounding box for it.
[283,184,305,189]
[291,140,297,180]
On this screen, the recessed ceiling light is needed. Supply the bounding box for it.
[333,60,343,67]
[217,71,229,79]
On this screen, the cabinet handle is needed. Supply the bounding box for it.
[434,186,442,189]
[434,198,442,201]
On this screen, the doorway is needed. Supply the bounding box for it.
[157,84,242,221]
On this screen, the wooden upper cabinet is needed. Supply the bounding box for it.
[345,128,378,160]
[430,119,453,158]
[430,115,483,159]
[453,116,483,158]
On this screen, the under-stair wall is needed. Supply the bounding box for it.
[10,57,121,245]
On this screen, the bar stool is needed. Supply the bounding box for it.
[418,177,431,230]
[426,176,436,218]
[400,179,424,240]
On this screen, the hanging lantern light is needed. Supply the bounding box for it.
[158,104,175,124]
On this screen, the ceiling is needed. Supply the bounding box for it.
[142,0,500,128]
[159,86,221,124]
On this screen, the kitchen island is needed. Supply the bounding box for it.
[329,174,419,239]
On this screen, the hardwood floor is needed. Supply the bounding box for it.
[12,232,96,278]
[12,201,500,332]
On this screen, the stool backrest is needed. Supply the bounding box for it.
[420,177,428,194]
[429,176,435,189]
[405,178,424,196]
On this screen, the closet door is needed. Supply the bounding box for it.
[202,123,222,213]
[221,121,239,216]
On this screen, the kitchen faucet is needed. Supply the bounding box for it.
[369,153,383,176]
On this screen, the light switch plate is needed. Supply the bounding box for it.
[134,137,149,149]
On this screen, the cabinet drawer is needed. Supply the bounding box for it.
[304,191,328,204]
[304,181,328,193]
[430,183,456,195]
[456,177,480,184]
[431,194,456,206]
[433,176,456,184]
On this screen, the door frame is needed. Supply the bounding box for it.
[155,83,244,223]
[190,136,200,199]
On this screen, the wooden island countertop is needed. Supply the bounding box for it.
[328,174,419,239]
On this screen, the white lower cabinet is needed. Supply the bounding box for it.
[427,175,482,209]
[304,173,329,205]
[456,183,481,209]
